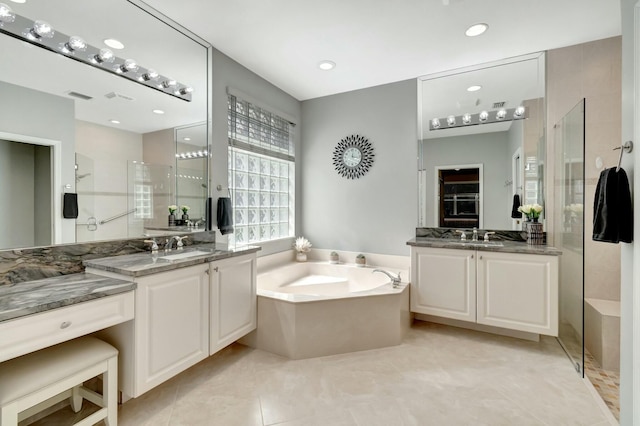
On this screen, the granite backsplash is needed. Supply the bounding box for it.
[0,231,216,285]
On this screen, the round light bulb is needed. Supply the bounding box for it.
[318,60,336,70]
[0,3,16,23]
[161,79,177,89]
[65,35,87,52]
[141,69,159,81]
[431,118,441,129]
[467,85,482,92]
[32,20,54,39]
[514,106,526,118]
[447,115,456,126]
[119,59,138,73]
[479,111,489,122]
[496,109,507,120]
[95,48,114,63]
[462,113,472,124]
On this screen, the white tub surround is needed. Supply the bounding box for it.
[242,260,411,359]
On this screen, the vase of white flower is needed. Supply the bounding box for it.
[518,204,544,245]
[181,205,190,221]
[168,205,178,226]
[293,237,312,262]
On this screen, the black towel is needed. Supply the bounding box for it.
[593,167,633,243]
[510,194,522,219]
[217,197,234,235]
[63,193,78,219]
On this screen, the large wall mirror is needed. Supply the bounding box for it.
[418,53,545,231]
[0,0,211,250]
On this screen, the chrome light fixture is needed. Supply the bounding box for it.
[0,7,193,101]
[429,106,528,131]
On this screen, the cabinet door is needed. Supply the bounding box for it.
[411,247,476,322]
[210,253,257,355]
[477,252,558,336]
[134,264,209,396]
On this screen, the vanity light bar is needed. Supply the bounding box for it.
[175,150,208,159]
[0,7,193,102]
[429,106,528,131]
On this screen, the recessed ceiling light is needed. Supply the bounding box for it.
[109,119,120,124]
[467,85,482,92]
[104,38,124,49]
[465,23,488,37]
[9,0,26,3]
[318,60,336,71]
[183,137,191,141]
[152,109,165,115]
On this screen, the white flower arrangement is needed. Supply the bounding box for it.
[293,237,312,253]
[180,205,190,214]
[168,205,178,215]
[518,203,543,220]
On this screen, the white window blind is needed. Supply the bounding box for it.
[227,94,295,245]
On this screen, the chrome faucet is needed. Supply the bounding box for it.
[455,229,467,241]
[144,238,158,253]
[165,237,177,251]
[483,231,496,242]
[472,227,478,241]
[372,269,402,288]
[175,236,188,249]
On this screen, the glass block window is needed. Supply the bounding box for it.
[132,163,152,219]
[228,95,294,246]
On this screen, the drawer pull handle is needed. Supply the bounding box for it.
[213,266,219,272]
[60,321,72,329]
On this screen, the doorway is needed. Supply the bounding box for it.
[435,165,482,228]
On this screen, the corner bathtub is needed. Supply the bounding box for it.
[240,262,411,359]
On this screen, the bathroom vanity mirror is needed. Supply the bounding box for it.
[418,53,545,231]
[0,0,211,249]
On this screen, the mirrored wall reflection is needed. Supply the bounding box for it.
[554,99,585,376]
[175,123,208,226]
[418,53,546,231]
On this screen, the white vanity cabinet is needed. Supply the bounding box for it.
[132,264,210,396]
[410,247,476,322]
[95,264,209,399]
[410,246,558,336]
[476,251,558,336]
[209,253,257,355]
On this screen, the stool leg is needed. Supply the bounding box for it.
[1,404,19,426]
[71,385,83,413]
[103,356,118,426]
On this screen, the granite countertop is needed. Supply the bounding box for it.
[83,243,261,277]
[0,273,136,322]
[406,237,562,256]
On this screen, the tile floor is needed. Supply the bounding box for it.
[584,351,620,421]
[27,322,613,426]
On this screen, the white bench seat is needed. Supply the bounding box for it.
[0,336,118,426]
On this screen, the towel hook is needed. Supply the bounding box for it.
[613,141,633,172]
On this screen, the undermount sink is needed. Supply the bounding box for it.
[448,241,504,248]
[158,250,212,262]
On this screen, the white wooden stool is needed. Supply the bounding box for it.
[0,336,118,426]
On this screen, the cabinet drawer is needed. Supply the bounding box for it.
[0,292,134,363]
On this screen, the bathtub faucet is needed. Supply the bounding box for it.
[372,269,402,288]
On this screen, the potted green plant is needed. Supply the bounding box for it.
[180,205,190,221]
[329,251,339,264]
[168,205,177,226]
[356,253,366,267]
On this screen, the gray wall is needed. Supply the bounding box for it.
[619,0,636,423]
[33,145,52,246]
[0,140,35,248]
[301,80,417,256]
[0,81,75,244]
[422,131,512,230]
[210,48,302,256]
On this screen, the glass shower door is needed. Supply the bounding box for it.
[554,99,585,375]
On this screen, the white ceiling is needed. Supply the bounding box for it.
[143,0,620,101]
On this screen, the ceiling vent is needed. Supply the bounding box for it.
[492,101,506,108]
[66,91,93,101]
[105,92,136,101]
